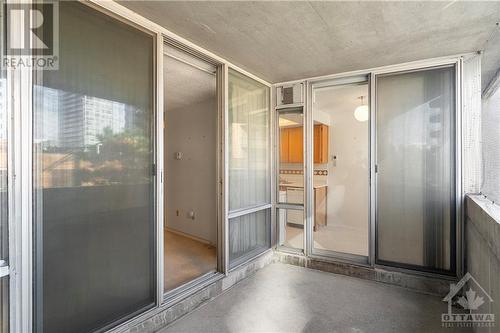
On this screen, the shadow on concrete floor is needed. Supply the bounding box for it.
[158,263,474,333]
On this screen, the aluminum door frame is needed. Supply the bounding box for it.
[305,75,370,266]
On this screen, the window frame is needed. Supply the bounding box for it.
[226,67,273,271]
[161,40,226,304]
[274,56,465,280]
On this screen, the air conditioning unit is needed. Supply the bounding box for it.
[276,82,304,107]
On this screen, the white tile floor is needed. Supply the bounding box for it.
[283,224,368,256]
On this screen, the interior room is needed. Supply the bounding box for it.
[163,46,218,292]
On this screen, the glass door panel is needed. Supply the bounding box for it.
[311,80,369,258]
[375,66,456,274]
[278,108,304,251]
[278,208,304,250]
[33,3,156,332]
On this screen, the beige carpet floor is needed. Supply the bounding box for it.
[164,230,217,292]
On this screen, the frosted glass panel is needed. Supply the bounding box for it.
[229,209,271,268]
[32,2,155,332]
[228,70,270,211]
[228,70,270,268]
[376,66,455,273]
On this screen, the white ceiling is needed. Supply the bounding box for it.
[164,55,216,111]
[314,84,368,119]
[123,1,500,88]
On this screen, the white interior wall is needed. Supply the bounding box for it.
[314,84,369,239]
[164,53,218,244]
[165,97,217,244]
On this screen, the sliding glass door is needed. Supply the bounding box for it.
[33,2,156,332]
[276,65,457,275]
[163,45,218,292]
[375,65,456,274]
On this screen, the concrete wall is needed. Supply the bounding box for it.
[165,98,217,244]
[465,195,500,333]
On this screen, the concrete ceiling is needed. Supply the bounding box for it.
[122,1,500,87]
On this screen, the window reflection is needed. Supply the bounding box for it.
[34,85,151,188]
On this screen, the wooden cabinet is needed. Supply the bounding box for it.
[314,124,329,164]
[279,128,289,163]
[288,126,303,163]
[280,124,328,164]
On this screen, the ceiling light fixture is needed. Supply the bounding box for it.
[354,96,369,122]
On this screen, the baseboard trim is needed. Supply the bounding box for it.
[165,227,215,246]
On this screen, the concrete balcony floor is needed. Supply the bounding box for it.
[159,263,473,333]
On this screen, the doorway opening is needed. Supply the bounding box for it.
[311,79,369,260]
[163,46,218,292]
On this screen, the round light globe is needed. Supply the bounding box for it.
[354,105,369,122]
